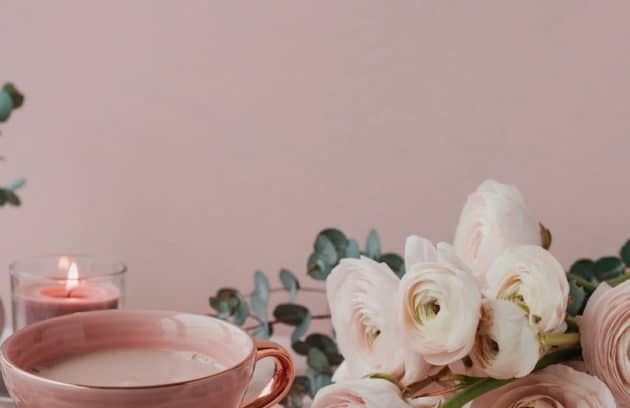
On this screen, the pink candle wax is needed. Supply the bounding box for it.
[13,283,120,328]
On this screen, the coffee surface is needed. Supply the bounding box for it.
[34,348,224,387]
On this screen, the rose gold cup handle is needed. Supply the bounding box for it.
[242,340,296,408]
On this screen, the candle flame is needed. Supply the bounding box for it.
[66,262,80,293]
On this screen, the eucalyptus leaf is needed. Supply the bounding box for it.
[0,190,7,206]
[307,252,332,281]
[319,228,348,257]
[233,296,250,326]
[282,376,311,408]
[567,280,586,316]
[365,229,381,259]
[620,240,630,265]
[279,268,299,303]
[569,259,597,283]
[7,192,21,206]
[291,311,312,344]
[306,368,332,397]
[250,294,268,324]
[0,91,12,122]
[304,334,338,355]
[379,253,405,277]
[2,83,24,109]
[594,257,624,281]
[253,271,270,303]
[252,322,272,340]
[345,239,361,258]
[315,235,338,265]
[274,303,309,326]
[209,297,231,319]
[307,348,332,375]
[5,178,26,191]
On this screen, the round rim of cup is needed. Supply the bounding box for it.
[9,254,128,282]
[0,310,256,390]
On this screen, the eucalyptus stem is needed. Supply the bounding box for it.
[442,347,581,408]
[543,332,580,347]
[243,313,331,331]
[607,272,630,287]
[567,274,597,292]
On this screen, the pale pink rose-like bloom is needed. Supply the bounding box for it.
[454,179,540,287]
[470,364,616,407]
[326,257,405,379]
[579,280,630,407]
[484,245,568,333]
[451,299,539,379]
[311,379,442,408]
[399,236,481,366]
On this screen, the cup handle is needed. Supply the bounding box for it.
[241,340,295,408]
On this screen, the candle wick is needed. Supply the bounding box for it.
[66,288,74,298]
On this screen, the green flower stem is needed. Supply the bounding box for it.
[565,315,579,330]
[442,347,581,408]
[567,274,597,292]
[404,366,450,397]
[607,272,630,287]
[543,332,580,347]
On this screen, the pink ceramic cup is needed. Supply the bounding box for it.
[0,310,295,408]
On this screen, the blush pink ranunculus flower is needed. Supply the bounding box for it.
[469,364,616,407]
[579,280,630,407]
[326,257,405,379]
[451,299,540,379]
[454,179,541,287]
[484,245,568,333]
[311,379,442,408]
[399,236,481,366]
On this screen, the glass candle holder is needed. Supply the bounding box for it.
[10,255,126,331]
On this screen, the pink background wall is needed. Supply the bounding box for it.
[1,1,629,316]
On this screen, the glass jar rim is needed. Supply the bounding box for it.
[9,254,127,282]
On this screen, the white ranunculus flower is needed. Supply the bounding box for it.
[456,299,540,379]
[311,379,442,408]
[484,245,568,333]
[399,236,482,366]
[470,364,616,408]
[326,257,405,378]
[454,179,541,287]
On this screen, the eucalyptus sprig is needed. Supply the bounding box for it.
[0,82,26,207]
[208,228,404,407]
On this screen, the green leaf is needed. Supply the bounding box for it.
[307,348,331,374]
[6,178,26,191]
[279,268,299,303]
[2,83,24,109]
[365,229,381,259]
[319,228,348,257]
[307,252,332,281]
[281,376,311,408]
[304,334,339,356]
[345,239,361,258]
[0,190,8,206]
[253,271,270,303]
[567,280,586,316]
[315,235,338,265]
[569,259,597,283]
[252,322,272,339]
[620,240,630,265]
[273,303,309,326]
[379,253,405,277]
[593,257,624,281]
[291,311,312,344]
[0,91,12,122]
[250,294,267,324]
[7,192,21,206]
[233,296,249,326]
[306,368,332,397]
[209,297,230,318]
